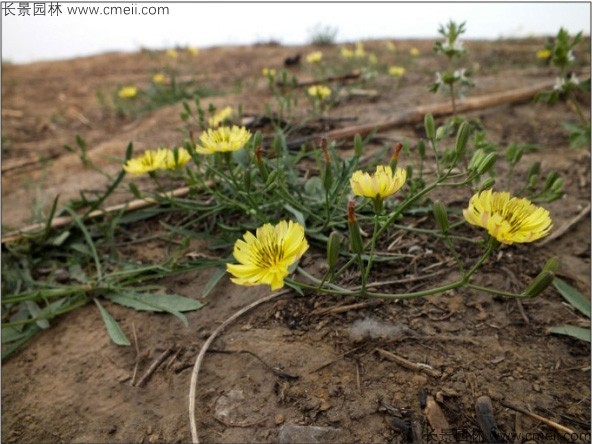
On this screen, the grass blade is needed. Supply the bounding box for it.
[63,207,103,281]
[553,278,591,318]
[548,325,591,343]
[203,267,227,298]
[93,299,130,346]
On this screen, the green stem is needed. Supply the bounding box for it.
[569,92,588,127]
[363,211,380,292]
[465,283,522,298]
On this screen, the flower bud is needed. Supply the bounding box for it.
[354,134,363,158]
[542,172,558,192]
[454,121,470,160]
[389,142,403,170]
[424,114,436,140]
[418,140,426,160]
[468,149,485,172]
[522,271,555,298]
[347,200,364,254]
[264,169,279,189]
[326,231,343,270]
[542,257,560,273]
[432,201,449,234]
[255,146,269,181]
[477,177,495,191]
[551,177,564,193]
[477,152,497,175]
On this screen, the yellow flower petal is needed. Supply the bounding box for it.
[226,221,309,290]
[350,165,407,199]
[197,126,252,155]
[463,189,552,244]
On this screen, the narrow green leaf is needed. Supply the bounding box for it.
[63,207,103,281]
[548,325,591,343]
[94,299,130,346]
[107,292,203,312]
[25,301,50,330]
[203,267,227,298]
[106,293,200,328]
[284,204,306,228]
[553,278,591,318]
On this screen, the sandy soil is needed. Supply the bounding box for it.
[2,38,591,443]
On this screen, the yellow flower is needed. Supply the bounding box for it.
[350,165,407,199]
[388,66,406,77]
[368,54,378,64]
[152,73,165,84]
[463,189,552,245]
[123,148,168,175]
[306,51,323,64]
[308,84,331,100]
[386,41,397,52]
[166,49,178,59]
[165,147,191,169]
[196,126,252,154]
[410,47,420,57]
[341,47,354,59]
[118,86,138,99]
[188,46,199,56]
[354,42,366,58]
[208,106,233,128]
[536,49,552,60]
[227,220,309,290]
[262,67,276,77]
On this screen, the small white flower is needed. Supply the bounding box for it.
[567,73,580,86]
[553,77,566,91]
[567,50,576,62]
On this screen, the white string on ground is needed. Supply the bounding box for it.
[188,289,291,444]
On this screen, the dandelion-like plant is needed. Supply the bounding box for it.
[307,85,331,100]
[226,221,309,290]
[152,73,166,85]
[388,66,406,78]
[463,189,553,244]
[118,86,138,99]
[166,49,178,59]
[188,46,199,56]
[165,147,192,170]
[536,49,552,60]
[208,106,233,128]
[350,165,407,202]
[123,148,168,175]
[196,126,252,155]
[306,51,323,64]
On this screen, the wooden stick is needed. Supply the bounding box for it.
[277,70,361,89]
[1,185,195,244]
[286,81,554,149]
[135,347,173,388]
[377,348,441,378]
[537,203,591,247]
[500,400,576,435]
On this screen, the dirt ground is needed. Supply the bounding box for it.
[2,38,591,443]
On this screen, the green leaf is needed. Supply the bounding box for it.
[284,204,306,227]
[203,267,227,298]
[106,292,204,327]
[548,325,591,343]
[94,299,130,346]
[25,301,50,330]
[553,278,591,318]
[107,292,203,312]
